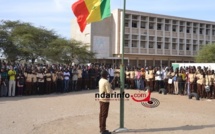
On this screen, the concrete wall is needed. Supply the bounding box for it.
[91,15,114,58]
[71,19,91,50]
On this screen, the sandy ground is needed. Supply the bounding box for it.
[0,89,215,134]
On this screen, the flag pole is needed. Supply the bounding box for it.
[114,0,128,132]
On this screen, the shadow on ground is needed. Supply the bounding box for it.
[0,89,99,102]
[114,124,215,133]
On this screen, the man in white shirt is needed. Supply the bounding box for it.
[63,68,70,92]
[155,67,163,92]
[99,70,112,134]
[108,66,115,90]
[72,67,78,91]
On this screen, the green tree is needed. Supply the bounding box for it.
[0,20,58,63]
[0,21,22,61]
[0,20,95,64]
[195,44,215,62]
[45,38,95,64]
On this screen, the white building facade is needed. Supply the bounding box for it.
[71,9,215,67]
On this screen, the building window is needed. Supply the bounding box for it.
[180,26,183,32]
[193,40,197,44]
[213,30,215,35]
[206,24,210,29]
[125,34,129,40]
[164,43,169,49]
[172,38,177,43]
[149,23,154,29]
[199,28,203,34]
[157,24,162,30]
[141,22,146,28]
[165,19,170,23]
[157,37,162,42]
[125,20,129,27]
[157,43,162,49]
[132,44,137,47]
[141,41,146,48]
[125,40,129,47]
[149,17,155,21]
[193,28,197,34]
[206,29,210,35]
[186,39,190,44]
[172,44,177,49]
[206,41,210,44]
[180,21,184,26]
[132,35,138,40]
[193,45,197,51]
[157,18,162,22]
[165,38,169,42]
[186,45,190,50]
[179,44,184,50]
[149,42,154,48]
[125,14,130,19]
[172,26,177,32]
[200,24,204,27]
[141,36,146,40]
[132,22,137,28]
[187,22,191,26]
[132,41,138,47]
[132,15,138,20]
[149,36,154,41]
[193,23,198,27]
[186,28,190,33]
[173,20,177,24]
[141,16,147,21]
[165,25,169,31]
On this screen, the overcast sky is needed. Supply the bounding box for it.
[1,0,215,39]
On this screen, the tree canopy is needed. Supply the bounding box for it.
[195,44,215,63]
[0,20,95,64]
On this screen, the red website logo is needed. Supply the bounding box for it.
[95,88,160,108]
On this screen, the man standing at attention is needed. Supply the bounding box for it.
[99,70,112,134]
[8,66,16,97]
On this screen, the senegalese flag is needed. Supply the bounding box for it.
[72,0,111,32]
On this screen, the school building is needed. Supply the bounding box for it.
[71,9,215,67]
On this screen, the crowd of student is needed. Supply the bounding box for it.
[124,65,215,99]
[0,60,214,99]
[0,62,117,97]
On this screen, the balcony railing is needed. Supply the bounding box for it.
[124,47,130,53]
[149,49,155,54]
[141,29,147,35]
[193,51,198,55]
[172,50,178,55]
[186,51,191,55]
[157,31,163,36]
[179,51,184,55]
[131,48,138,53]
[164,50,170,55]
[157,49,163,54]
[125,27,130,33]
[132,28,139,34]
[149,30,155,35]
[140,48,147,53]
[165,31,170,36]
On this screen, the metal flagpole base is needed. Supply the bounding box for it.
[113,128,128,133]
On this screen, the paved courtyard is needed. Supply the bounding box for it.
[0,89,215,134]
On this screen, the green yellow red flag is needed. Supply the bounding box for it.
[72,0,111,32]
